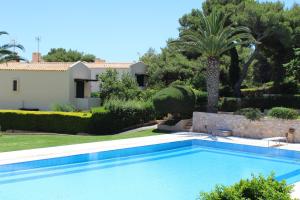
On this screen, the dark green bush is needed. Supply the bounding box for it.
[0,110,90,133]
[219,97,241,112]
[235,108,263,121]
[200,174,294,200]
[153,85,196,117]
[268,107,298,120]
[194,89,207,111]
[241,95,300,110]
[90,99,156,134]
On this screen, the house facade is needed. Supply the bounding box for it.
[0,61,99,110]
[0,53,147,111]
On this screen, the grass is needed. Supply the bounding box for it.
[0,129,164,152]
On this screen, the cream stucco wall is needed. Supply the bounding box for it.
[0,70,70,110]
[0,62,96,111]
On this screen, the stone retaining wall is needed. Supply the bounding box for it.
[193,112,300,143]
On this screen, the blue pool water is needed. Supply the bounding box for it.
[0,139,300,200]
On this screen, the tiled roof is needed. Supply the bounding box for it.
[86,62,133,69]
[0,62,73,71]
[0,61,135,71]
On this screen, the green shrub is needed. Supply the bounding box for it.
[51,103,76,112]
[90,99,156,134]
[0,110,90,133]
[153,85,196,118]
[235,108,263,121]
[200,174,294,200]
[241,82,273,97]
[219,97,241,112]
[241,95,300,110]
[194,89,207,110]
[268,107,298,120]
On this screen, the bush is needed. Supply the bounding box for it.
[90,99,156,134]
[194,89,207,111]
[219,97,241,112]
[241,95,300,110]
[241,82,273,97]
[268,107,298,120]
[153,85,196,118]
[235,108,263,121]
[51,103,76,112]
[0,110,90,133]
[200,174,294,200]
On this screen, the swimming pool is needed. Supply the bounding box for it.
[0,139,299,200]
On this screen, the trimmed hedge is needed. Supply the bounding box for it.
[0,100,156,135]
[0,110,90,133]
[153,85,196,117]
[90,99,156,134]
[268,107,299,120]
[242,95,300,110]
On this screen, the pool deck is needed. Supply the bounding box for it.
[0,132,299,198]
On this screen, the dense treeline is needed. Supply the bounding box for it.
[140,0,300,97]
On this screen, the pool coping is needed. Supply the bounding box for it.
[0,132,299,198]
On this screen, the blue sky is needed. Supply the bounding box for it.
[1,0,299,62]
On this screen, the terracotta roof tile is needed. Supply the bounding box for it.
[86,62,133,69]
[0,62,72,71]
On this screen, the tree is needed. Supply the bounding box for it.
[98,69,141,102]
[176,10,254,112]
[43,48,95,62]
[0,31,25,63]
[284,48,300,81]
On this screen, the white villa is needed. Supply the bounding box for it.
[0,53,147,111]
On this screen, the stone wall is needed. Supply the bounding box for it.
[193,112,300,143]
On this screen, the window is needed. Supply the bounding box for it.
[12,80,18,91]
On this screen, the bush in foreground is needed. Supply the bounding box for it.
[199,174,294,200]
[268,107,298,120]
[153,85,195,118]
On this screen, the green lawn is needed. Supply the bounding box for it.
[0,129,164,152]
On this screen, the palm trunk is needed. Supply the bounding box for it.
[206,57,220,113]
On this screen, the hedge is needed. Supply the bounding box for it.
[153,85,196,117]
[90,99,156,134]
[0,110,90,133]
[0,99,156,135]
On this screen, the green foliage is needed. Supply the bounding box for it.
[284,48,300,81]
[51,103,76,112]
[43,48,95,62]
[90,99,156,134]
[194,89,207,110]
[200,174,294,200]
[0,110,90,133]
[268,107,298,120]
[219,97,241,112]
[235,108,263,121]
[152,85,195,117]
[242,95,300,110]
[98,69,142,103]
[0,31,25,63]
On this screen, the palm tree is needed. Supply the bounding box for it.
[177,11,254,113]
[0,31,25,63]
